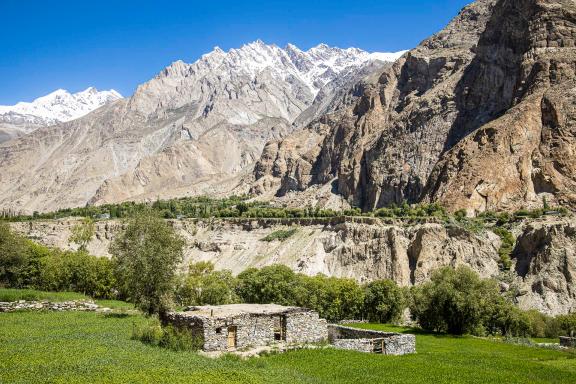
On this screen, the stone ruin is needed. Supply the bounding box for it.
[560,336,576,348]
[165,304,416,355]
[328,324,416,355]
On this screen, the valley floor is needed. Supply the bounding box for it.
[1,310,575,383]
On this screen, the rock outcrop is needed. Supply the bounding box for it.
[252,0,576,214]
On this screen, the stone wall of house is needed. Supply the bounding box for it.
[286,311,328,344]
[166,309,329,351]
[163,312,206,346]
[328,324,416,355]
[203,314,277,351]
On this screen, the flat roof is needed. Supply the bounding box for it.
[180,304,307,318]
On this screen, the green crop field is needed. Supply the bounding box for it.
[1,310,575,383]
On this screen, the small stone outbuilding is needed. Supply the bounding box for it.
[328,324,416,355]
[165,304,328,351]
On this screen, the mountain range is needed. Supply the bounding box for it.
[0,42,402,213]
[1,0,575,217]
[0,87,121,143]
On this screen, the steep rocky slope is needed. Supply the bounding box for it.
[253,0,576,214]
[0,42,401,214]
[10,216,575,315]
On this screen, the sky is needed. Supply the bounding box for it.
[0,0,471,105]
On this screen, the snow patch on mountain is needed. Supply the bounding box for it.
[0,87,122,125]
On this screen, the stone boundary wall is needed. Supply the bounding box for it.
[328,324,416,355]
[0,300,101,312]
[560,336,576,348]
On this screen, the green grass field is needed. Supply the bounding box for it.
[1,310,575,383]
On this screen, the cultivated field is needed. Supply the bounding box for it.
[1,308,575,383]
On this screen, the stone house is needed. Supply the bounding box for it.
[164,304,328,351]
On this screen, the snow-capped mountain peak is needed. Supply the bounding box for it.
[0,87,123,125]
[192,40,405,96]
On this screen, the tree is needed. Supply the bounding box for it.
[178,261,238,306]
[236,265,299,305]
[110,211,185,316]
[410,266,503,335]
[0,222,34,287]
[69,218,95,252]
[364,279,405,323]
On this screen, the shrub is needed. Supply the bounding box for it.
[38,250,115,298]
[132,319,202,351]
[261,228,298,242]
[493,227,514,270]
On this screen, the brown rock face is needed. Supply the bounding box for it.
[253,0,576,214]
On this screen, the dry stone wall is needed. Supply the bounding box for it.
[0,300,101,312]
[328,324,416,355]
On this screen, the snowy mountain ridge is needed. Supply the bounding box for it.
[0,87,122,125]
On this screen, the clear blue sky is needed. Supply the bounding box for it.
[0,0,470,104]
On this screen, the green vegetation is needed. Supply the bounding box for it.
[260,228,298,242]
[132,317,203,351]
[177,261,239,306]
[0,222,115,298]
[69,217,96,252]
[0,288,88,302]
[1,311,575,383]
[4,194,569,223]
[410,266,528,336]
[493,227,514,270]
[110,211,185,316]
[363,279,406,323]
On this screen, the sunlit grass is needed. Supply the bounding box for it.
[1,313,575,383]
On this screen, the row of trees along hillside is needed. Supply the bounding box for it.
[1,212,575,338]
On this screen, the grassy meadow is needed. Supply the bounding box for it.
[1,308,575,383]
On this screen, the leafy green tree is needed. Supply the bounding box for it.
[110,212,185,316]
[364,279,405,323]
[0,222,34,287]
[69,218,95,252]
[37,249,115,298]
[410,266,502,335]
[236,265,299,305]
[178,261,238,305]
[295,274,364,321]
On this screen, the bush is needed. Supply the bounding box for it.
[261,228,298,242]
[132,319,202,351]
[295,275,364,322]
[493,227,514,270]
[236,265,299,306]
[38,250,115,298]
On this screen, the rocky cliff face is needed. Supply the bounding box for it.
[11,216,576,315]
[0,42,399,214]
[253,0,576,214]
